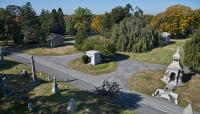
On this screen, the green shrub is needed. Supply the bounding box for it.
[111,17,163,53]
[82,55,89,64]
[184,32,200,68]
[81,37,116,57]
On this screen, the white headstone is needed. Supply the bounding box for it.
[182,104,193,114]
[51,77,59,94]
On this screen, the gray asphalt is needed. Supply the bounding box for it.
[9,52,194,114]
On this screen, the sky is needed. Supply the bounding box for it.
[0,0,200,15]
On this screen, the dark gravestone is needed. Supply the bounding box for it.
[31,56,37,84]
[2,77,9,96]
[0,47,4,66]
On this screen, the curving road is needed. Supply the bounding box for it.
[9,52,196,114]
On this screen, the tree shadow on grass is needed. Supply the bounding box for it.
[30,89,142,114]
[112,53,130,62]
[0,73,48,114]
[0,60,19,70]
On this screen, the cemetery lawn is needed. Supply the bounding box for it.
[128,70,165,95]
[128,70,200,112]
[25,45,77,56]
[121,39,186,65]
[67,58,118,75]
[0,58,135,114]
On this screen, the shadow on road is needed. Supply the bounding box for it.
[112,53,130,62]
[112,91,143,109]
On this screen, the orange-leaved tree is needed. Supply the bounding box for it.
[91,15,103,33]
[150,4,195,38]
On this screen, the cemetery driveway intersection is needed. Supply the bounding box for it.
[9,52,191,114]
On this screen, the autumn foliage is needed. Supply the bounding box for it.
[91,15,103,33]
[150,5,195,38]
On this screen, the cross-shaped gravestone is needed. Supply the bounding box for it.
[31,56,37,83]
[51,77,59,94]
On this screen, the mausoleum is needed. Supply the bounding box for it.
[86,50,101,65]
[161,32,170,45]
[47,33,64,47]
[162,47,184,86]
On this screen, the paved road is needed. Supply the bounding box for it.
[9,53,190,114]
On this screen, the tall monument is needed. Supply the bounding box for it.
[162,47,184,86]
[31,56,37,83]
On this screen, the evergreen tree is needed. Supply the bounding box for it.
[49,8,65,35]
[21,2,40,43]
[75,26,88,50]
[100,4,133,38]
[111,17,163,53]
[0,9,23,45]
[57,8,66,35]
[184,31,200,68]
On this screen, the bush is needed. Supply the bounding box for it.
[82,55,89,64]
[184,32,200,68]
[81,37,116,57]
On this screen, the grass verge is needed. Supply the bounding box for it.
[121,39,186,65]
[128,70,165,95]
[25,45,77,56]
[67,58,118,75]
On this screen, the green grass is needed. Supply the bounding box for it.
[128,70,200,112]
[0,58,135,114]
[175,74,200,112]
[25,45,77,56]
[121,39,186,65]
[128,70,165,95]
[67,58,118,75]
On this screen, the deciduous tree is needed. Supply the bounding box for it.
[91,15,103,33]
[150,5,195,38]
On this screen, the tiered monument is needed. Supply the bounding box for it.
[161,47,184,86]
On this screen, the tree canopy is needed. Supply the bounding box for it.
[111,17,163,53]
[0,9,23,45]
[81,37,116,57]
[91,15,103,33]
[150,4,195,38]
[21,2,41,42]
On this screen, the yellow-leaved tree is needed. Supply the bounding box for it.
[91,15,103,33]
[150,4,195,38]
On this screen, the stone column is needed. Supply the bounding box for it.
[31,56,37,83]
[2,77,9,96]
[51,77,59,94]
[0,47,3,62]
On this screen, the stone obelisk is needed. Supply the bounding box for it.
[31,56,37,83]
